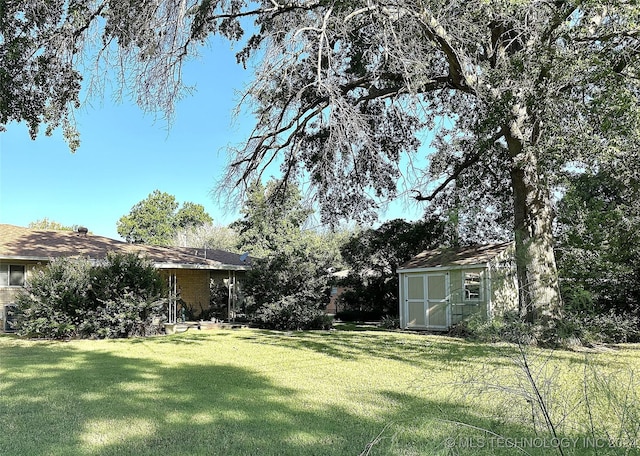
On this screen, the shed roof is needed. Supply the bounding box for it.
[0,224,250,271]
[399,242,513,270]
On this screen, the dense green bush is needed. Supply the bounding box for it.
[90,252,165,304]
[207,280,230,320]
[82,293,165,338]
[335,280,396,319]
[560,311,640,345]
[16,253,166,339]
[338,218,443,318]
[556,170,640,314]
[16,258,93,339]
[243,252,332,330]
[453,311,536,345]
[234,179,336,330]
[251,296,333,330]
[454,309,640,348]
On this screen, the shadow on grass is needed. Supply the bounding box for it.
[332,322,386,331]
[0,338,587,456]
[236,329,522,369]
[237,329,618,372]
[1,334,634,456]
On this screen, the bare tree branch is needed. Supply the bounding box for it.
[413,129,506,201]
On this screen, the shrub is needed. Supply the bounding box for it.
[561,311,640,345]
[16,253,166,339]
[83,293,165,338]
[379,315,400,329]
[457,311,537,345]
[561,283,596,314]
[243,247,332,330]
[207,279,230,320]
[84,252,166,338]
[253,296,333,330]
[90,252,165,304]
[335,279,398,319]
[455,309,640,348]
[16,257,93,339]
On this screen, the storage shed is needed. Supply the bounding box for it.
[398,242,517,331]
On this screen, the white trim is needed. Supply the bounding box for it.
[398,263,488,274]
[462,270,484,303]
[0,256,50,262]
[400,272,451,330]
[0,256,249,272]
[486,263,493,319]
[427,272,450,330]
[153,262,250,271]
[398,273,404,328]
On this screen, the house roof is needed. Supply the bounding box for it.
[398,242,513,270]
[170,247,251,268]
[0,224,250,271]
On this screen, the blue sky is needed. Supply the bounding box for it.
[0,39,425,240]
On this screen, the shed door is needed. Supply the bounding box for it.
[426,274,449,330]
[404,273,450,329]
[406,275,427,327]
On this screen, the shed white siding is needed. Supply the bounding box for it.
[398,243,517,330]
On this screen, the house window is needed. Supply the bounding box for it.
[464,272,482,301]
[9,265,25,286]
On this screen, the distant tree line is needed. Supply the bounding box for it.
[29,167,640,338]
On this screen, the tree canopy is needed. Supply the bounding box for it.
[341,218,444,280]
[556,165,640,314]
[339,218,444,316]
[234,179,339,329]
[117,190,212,245]
[28,218,75,231]
[233,180,313,259]
[4,1,640,322]
[171,222,240,252]
[225,1,640,321]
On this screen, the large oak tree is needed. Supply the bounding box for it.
[2,1,639,321]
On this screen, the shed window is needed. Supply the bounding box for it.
[464,272,482,301]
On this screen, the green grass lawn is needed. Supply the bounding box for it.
[1,329,639,455]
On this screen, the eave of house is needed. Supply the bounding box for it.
[398,262,491,274]
[0,255,251,272]
[154,262,251,271]
[0,255,51,262]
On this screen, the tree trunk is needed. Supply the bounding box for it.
[505,121,562,323]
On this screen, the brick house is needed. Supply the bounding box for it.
[0,224,250,332]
